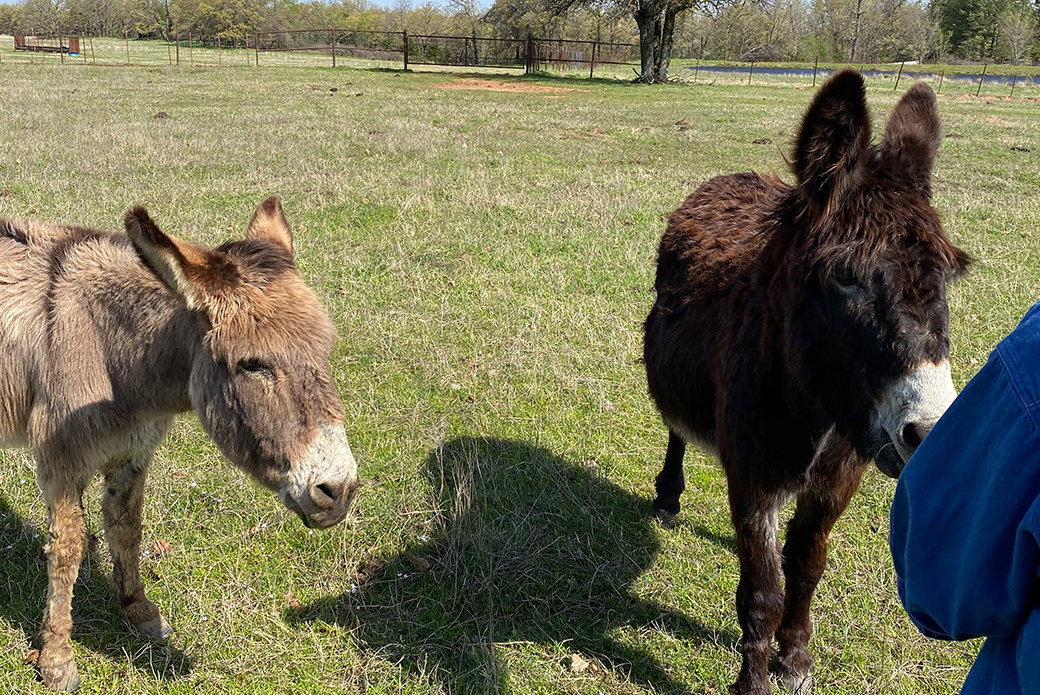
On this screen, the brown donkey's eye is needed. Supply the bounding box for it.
[831,267,860,291]
[237,359,274,379]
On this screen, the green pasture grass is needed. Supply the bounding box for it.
[0,62,1038,694]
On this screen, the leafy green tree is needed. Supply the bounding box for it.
[548,0,696,82]
[19,0,69,36]
[997,0,1036,62]
[930,0,1030,59]
[0,5,19,34]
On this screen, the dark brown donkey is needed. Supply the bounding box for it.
[643,71,970,694]
[0,198,359,691]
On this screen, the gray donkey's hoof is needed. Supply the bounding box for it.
[136,615,174,641]
[39,658,81,692]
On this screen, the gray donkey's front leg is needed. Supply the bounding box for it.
[37,470,88,692]
[102,453,172,641]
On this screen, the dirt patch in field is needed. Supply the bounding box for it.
[434,78,585,94]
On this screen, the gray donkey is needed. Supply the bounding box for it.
[0,198,359,691]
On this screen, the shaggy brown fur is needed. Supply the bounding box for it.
[0,197,359,691]
[643,72,969,694]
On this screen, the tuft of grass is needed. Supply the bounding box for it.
[1,62,1037,694]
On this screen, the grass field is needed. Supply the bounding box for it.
[0,60,1038,695]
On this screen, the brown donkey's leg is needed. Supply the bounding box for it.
[37,479,88,692]
[653,430,686,522]
[102,456,172,641]
[729,486,783,695]
[775,439,867,694]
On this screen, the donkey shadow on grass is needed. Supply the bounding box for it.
[291,437,740,694]
[0,495,193,683]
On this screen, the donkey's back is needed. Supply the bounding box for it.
[643,170,787,451]
[0,218,168,449]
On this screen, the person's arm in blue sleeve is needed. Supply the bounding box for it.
[890,303,1040,693]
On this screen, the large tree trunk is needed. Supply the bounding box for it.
[654,7,678,82]
[632,0,683,83]
[633,2,659,82]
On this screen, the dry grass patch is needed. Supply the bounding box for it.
[434,77,587,93]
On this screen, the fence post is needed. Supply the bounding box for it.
[331,28,336,68]
[90,37,95,64]
[175,32,179,65]
[167,35,172,64]
[1010,73,1018,98]
[693,58,699,83]
[893,60,904,91]
[59,27,65,64]
[812,55,818,87]
[125,28,130,66]
[748,60,754,85]
[526,35,533,74]
[189,33,194,67]
[589,40,597,79]
[31,27,37,64]
[217,35,221,66]
[976,63,987,97]
[403,29,408,71]
[937,68,944,94]
[255,33,259,67]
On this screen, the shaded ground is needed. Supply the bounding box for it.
[290,437,738,694]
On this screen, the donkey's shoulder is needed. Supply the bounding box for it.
[655,172,788,293]
[665,172,787,244]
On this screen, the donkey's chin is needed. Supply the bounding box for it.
[279,486,357,529]
[280,491,315,527]
[872,443,906,479]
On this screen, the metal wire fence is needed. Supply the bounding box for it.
[2,31,1038,99]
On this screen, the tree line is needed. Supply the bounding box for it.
[0,0,1037,81]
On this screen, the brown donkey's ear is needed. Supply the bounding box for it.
[125,206,241,311]
[245,196,294,255]
[878,82,941,198]
[793,69,871,220]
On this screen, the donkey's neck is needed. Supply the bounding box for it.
[83,263,205,420]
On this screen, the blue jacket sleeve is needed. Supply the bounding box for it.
[890,313,1040,644]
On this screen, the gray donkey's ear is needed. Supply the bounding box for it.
[246,196,294,256]
[125,205,241,311]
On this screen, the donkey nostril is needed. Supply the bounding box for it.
[901,422,926,451]
[315,483,339,503]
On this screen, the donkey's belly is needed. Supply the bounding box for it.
[662,415,718,457]
[0,431,29,449]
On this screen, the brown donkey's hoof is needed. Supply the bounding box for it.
[652,496,681,527]
[778,647,813,694]
[125,598,173,640]
[728,681,772,695]
[782,671,813,695]
[39,656,80,692]
[653,507,678,528]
